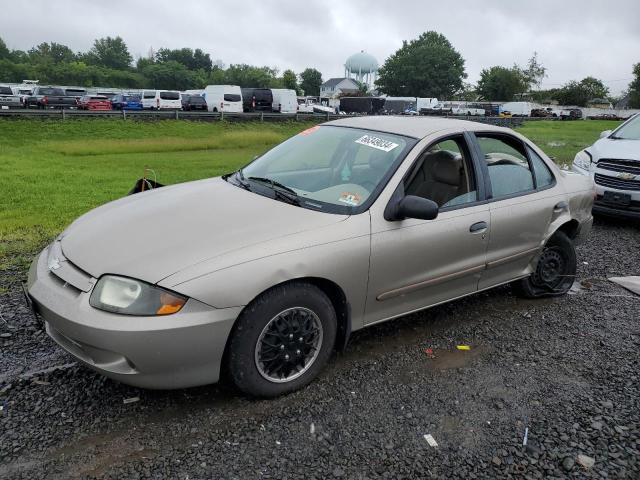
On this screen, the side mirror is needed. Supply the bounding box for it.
[600,130,612,139]
[395,195,439,221]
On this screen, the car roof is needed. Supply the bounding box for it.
[325,116,506,139]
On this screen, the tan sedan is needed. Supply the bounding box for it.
[26,117,594,397]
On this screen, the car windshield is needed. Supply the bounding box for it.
[612,115,640,140]
[237,125,414,213]
[0,86,14,94]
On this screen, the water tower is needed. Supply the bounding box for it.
[344,50,379,89]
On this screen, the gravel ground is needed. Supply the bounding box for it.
[1,218,638,479]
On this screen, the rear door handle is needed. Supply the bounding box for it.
[469,221,488,233]
[553,201,568,213]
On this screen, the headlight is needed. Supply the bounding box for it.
[573,150,592,170]
[89,275,187,316]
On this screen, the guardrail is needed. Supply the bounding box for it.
[0,108,540,127]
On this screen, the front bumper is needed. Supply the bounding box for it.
[26,247,242,389]
[571,163,640,220]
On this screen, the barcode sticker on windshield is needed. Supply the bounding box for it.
[355,135,399,152]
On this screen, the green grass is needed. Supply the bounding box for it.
[516,119,620,165]
[0,117,622,282]
[0,119,315,279]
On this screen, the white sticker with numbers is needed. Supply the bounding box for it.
[355,135,399,152]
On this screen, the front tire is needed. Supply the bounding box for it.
[227,282,337,397]
[513,230,576,298]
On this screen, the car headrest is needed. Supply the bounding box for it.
[428,151,462,186]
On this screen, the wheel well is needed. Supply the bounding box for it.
[220,277,351,378]
[556,219,580,239]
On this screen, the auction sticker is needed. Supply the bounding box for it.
[355,135,399,152]
[338,192,361,206]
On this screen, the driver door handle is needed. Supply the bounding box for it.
[469,221,488,234]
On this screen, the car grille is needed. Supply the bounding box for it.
[597,158,640,175]
[594,173,640,191]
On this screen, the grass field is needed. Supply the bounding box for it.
[0,118,620,285]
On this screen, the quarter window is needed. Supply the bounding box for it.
[527,146,555,188]
[477,135,534,198]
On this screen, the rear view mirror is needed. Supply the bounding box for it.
[395,195,439,221]
[600,130,612,139]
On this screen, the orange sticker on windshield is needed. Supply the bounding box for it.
[299,126,320,136]
[338,192,361,206]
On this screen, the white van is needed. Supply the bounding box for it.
[202,85,243,112]
[141,90,182,110]
[416,97,439,113]
[500,101,536,117]
[271,89,298,113]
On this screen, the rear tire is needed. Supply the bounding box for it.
[513,231,576,298]
[227,282,337,398]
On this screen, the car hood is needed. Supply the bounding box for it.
[591,138,640,160]
[60,177,346,284]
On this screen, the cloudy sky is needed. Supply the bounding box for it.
[1,0,639,94]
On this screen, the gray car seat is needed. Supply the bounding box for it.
[406,150,464,206]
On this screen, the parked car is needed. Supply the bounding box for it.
[77,95,112,110]
[111,94,143,110]
[24,86,78,109]
[416,97,439,115]
[560,108,583,120]
[241,88,273,112]
[141,90,182,110]
[65,88,87,100]
[271,89,298,113]
[202,85,243,112]
[0,85,22,109]
[181,94,208,111]
[12,87,34,107]
[26,117,593,397]
[572,113,640,219]
[297,96,316,113]
[452,103,485,116]
[531,107,558,118]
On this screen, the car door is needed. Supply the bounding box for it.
[364,134,490,325]
[470,132,567,290]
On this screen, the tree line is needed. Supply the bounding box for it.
[375,31,639,108]
[1,33,639,108]
[0,36,324,96]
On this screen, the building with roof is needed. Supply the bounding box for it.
[320,77,361,98]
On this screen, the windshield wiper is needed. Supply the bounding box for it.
[246,176,300,205]
[246,176,298,195]
[227,169,251,190]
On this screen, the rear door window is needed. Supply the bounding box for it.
[143,91,156,99]
[476,134,534,198]
[224,94,241,102]
[160,91,180,100]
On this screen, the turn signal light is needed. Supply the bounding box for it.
[156,292,187,315]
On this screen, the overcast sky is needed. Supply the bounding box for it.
[1,0,639,94]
